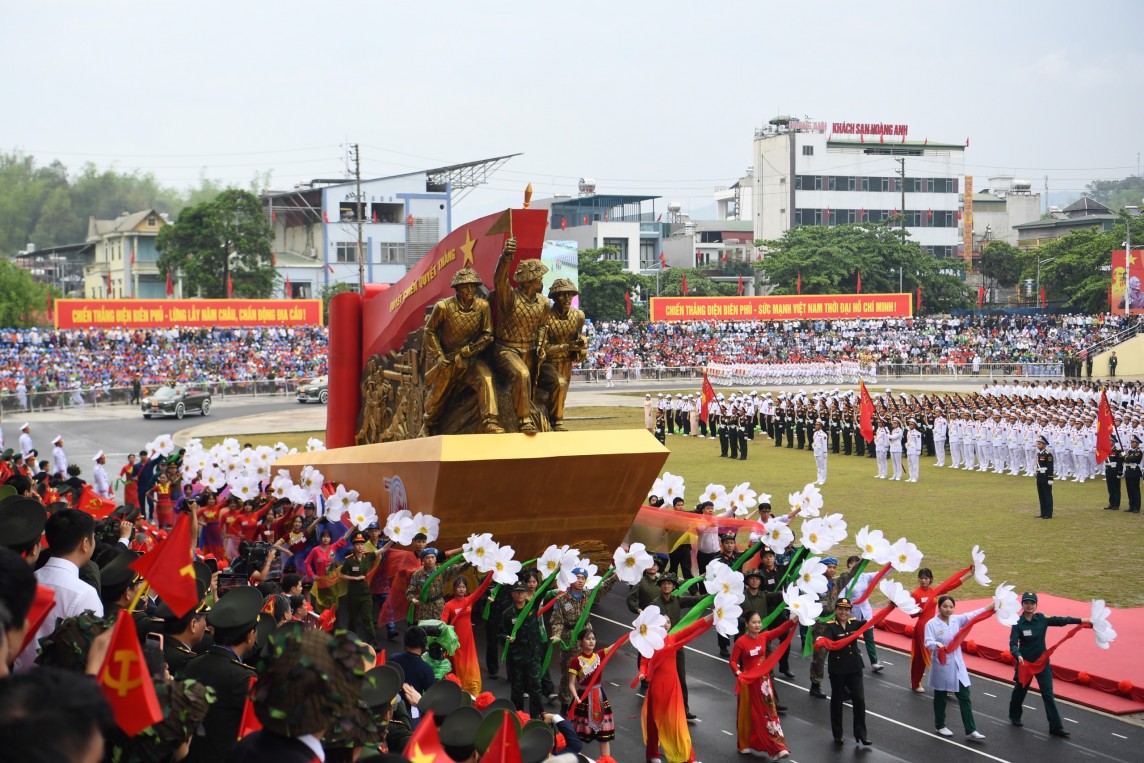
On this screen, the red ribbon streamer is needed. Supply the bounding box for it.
[934,608,994,665]
[814,604,895,651]
[573,633,631,708]
[1017,623,1093,687]
[736,620,798,686]
[848,563,892,606]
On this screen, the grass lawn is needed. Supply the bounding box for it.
[207,405,1144,607]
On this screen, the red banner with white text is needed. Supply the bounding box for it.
[649,293,912,322]
[54,299,324,329]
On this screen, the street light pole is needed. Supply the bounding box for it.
[1036,256,1057,311]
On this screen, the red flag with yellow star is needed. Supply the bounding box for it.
[403,710,450,761]
[130,513,198,617]
[481,713,523,763]
[97,609,163,736]
[1096,388,1116,464]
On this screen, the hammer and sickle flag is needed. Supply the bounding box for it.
[97,610,162,736]
[130,513,199,617]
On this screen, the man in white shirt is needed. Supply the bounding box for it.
[19,423,34,459]
[13,508,102,672]
[51,435,68,478]
[92,451,113,500]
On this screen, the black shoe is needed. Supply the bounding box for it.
[1104,506,1119,510]
[719,648,731,658]
[685,711,698,722]
[1010,718,1023,727]
[857,738,872,746]
[386,627,399,642]
[780,670,796,679]
[833,738,844,745]
[809,686,827,699]
[775,704,788,713]
[1049,728,1071,738]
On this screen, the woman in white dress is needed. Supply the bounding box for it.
[923,595,994,741]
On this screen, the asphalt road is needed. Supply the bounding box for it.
[472,588,1143,763]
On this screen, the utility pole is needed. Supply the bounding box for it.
[353,143,366,292]
[896,157,907,245]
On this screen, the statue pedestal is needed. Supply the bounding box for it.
[274,430,669,556]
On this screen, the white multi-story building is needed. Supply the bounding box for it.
[750,117,965,258]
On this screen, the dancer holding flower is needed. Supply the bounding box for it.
[729,610,791,759]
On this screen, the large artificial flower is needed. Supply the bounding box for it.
[298,465,324,493]
[539,545,578,580]
[1090,599,1117,649]
[855,526,890,563]
[801,518,838,556]
[489,545,522,585]
[701,483,728,504]
[821,512,848,542]
[971,545,991,587]
[410,512,440,543]
[648,477,665,500]
[630,606,669,658]
[659,472,685,503]
[328,485,360,517]
[888,538,923,573]
[704,562,744,599]
[879,579,920,615]
[730,482,756,515]
[756,492,772,508]
[761,518,795,555]
[152,434,175,457]
[993,583,1021,626]
[463,533,496,570]
[613,543,654,585]
[306,437,326,452]
[713,593,744,637]
[712,494,735,517]
[782,584,823,627]
[348,502,378,530]
[795,556,828,596]
[384,510,415,545]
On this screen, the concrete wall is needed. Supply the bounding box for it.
[1094,333,1144,378]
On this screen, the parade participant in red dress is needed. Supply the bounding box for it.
[378,533,427,640]
[119,454,138,508]
[640,614,713,763]
[441,571,495,695]
[149,472,174,529]
[729,611,790,758]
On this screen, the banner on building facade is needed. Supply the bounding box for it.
[53,299,324,329]
[649,293,913,322]
[1111,250,1144,314]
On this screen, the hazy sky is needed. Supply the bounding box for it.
[5,1,1142,220]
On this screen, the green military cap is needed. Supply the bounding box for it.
[0,496,48,548]
[206,585,262,635]
[99,549,141,589]
[480,697,516,717]
[418,679,463,721]
[519,720,556,763]
[361,664,404,709]
[1,448,13,460]
[194,561,212,599]
[439,705,483,750]
[0,485,15,501]
[474,709,522,755]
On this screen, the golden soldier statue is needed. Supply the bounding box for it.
[538,278,586,431]
[422,266,502,433]
[492,237,550,433]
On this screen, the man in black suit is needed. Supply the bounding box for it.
[821,598,871,748]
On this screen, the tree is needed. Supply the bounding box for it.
[1028,214,1144,313]
[978,241,1024,288]
[157,189,277,298]
[657,268,736,297]
[577,248,648,322]
[1085,176,1144,213]
[757,223,972,312]
[0,256,51,327]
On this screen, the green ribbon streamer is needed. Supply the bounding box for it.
[481,556,537,620]
[501,569,557,663]
[732,541,764,571]
[541,569,615,673]
[844,558,870,597]
[406,552,465,624]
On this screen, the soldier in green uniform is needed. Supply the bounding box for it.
[626,553,666,615]
[1035,434,1055,518]
[821,598,871,747]
[407,544,464,622]
[1124,434,1142,512]
[773,404,785,448]
[548,567,617,712]
[157,565,213,680]
[1008,592,1089,737]
[1103,436,1125,510]
[184,585,263,763]
[501,582,545,718]
[340,531,378,643]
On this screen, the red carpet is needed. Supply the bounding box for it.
[875,594,1144,715]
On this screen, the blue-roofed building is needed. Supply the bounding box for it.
[532,191,668,273]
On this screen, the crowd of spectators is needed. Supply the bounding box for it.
[586,313,1138,370]
[0,326,328,397]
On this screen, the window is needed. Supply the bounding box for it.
[335,242,360,263]
[370,202,404,224]
[379,242,404,263]
[639,239,658,270]
[147,215,157,227]
[288,281,313,298]
[602,238,627,261]
[802,145,814,156]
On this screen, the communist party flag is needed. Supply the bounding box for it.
[700,372,716,424]
[76,484,117,519]
[737,273,744,295]
[403,710,449,761]
[977,285,985,308]
[226,272,234,297]
[858,381,875,443]
[165,270,174,297]
[97,609,163,736]
[130,513,199,617]
[481,713,523,763]
[1096,388,1116,464]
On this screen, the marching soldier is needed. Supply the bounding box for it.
[1035,434,1055,519]
[1103,436,1125,510]
[829,411,841,454]
[822,598,871,747]
[773,401,785,448]
[501,582,546,718]
[737,407,750,460]
[728,407,740,459]
[1124,434,1142,513]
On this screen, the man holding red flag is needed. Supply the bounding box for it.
[858,382,875,444]
[130,513,200,617]
[700,372,716,429]
[1095,388,1116,465]
[96,609,163,736]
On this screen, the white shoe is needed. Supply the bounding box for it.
[936,727,953,737]
[967,730,986,741]
[870,662,884,672]
[739,750,751,755]
[913,687,926,693]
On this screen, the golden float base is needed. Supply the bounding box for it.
[274,430,669,556]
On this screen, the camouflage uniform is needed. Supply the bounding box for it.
[501,602,545,718]
[406,565,459,622]
[548,576,617,709]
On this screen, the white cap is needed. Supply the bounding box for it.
[93,450,105,461]
[21,422,29,430]
[51,435,62,445]
[645,394,651,398]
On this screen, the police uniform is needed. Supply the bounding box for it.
[1124,436,1142,512]
[737,412,749,460]
[343,532,378,641]
[1103,439,1125,510]
[185,586,263,763]
[1035,435,1055,519]
[821,599,869,745]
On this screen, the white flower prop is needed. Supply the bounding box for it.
[713,592,744,637]
[232,479,260,503]
[219,437,241,456]
[659,472,685,503]
[761,518,795,555]
[799,483,825,516]
[238,448,257,472]
[200,468,225,493]
[306,437,326,452]
[273,442,290,458]
[489,545,522,585]
[971,545,991,587]
[254,445,275,465]
[251,461,271,482]
[539,545,578,579]
[855,526,890,562]
[630,606,669,658]
[463,533,496,569]
[324,496,348,521]
[712,494,736,517]
[783,584,823,627]
[384,510,415,545]
[704,562,744,599]
[298,465,324,494]
[614,543,654,585]
[558,557,596,589]
[801,517,837,556]
[787,490,802,511]
[756,492,772,508]
[730,482,757,513]
[1090,599,1117,649]
[648,477,665,500]
[821,513,848,542]
[349,502,378,530]
[409,512,440,543]
[879,579,920,615]
[993,583,1021,626]
[287,484,312,506]
[701,483,727,504]
[795,556,829,596]
[155,434,176,457]
[888,538,923,573]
